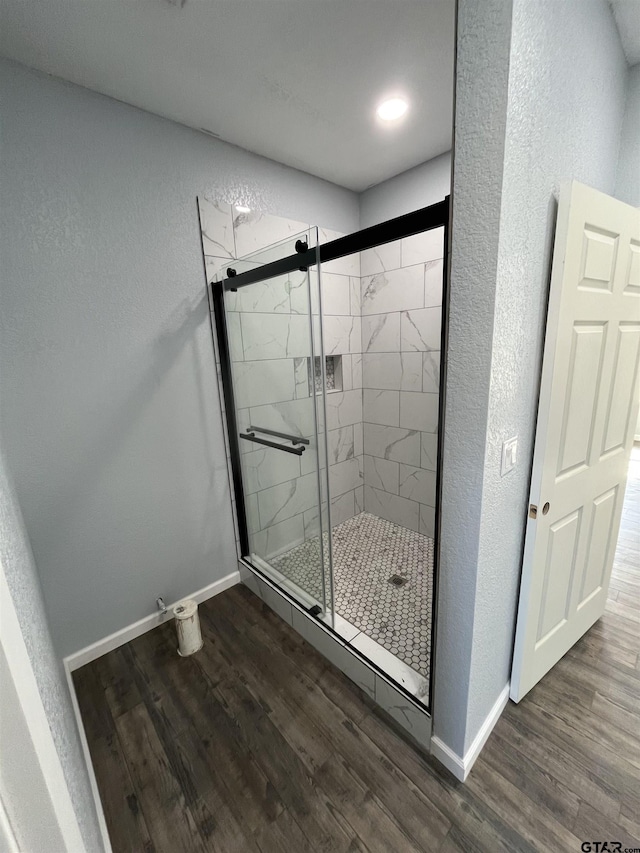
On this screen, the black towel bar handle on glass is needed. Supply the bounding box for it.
[239,432,306,456]
[247,425,310,445]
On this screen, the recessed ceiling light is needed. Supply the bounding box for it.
[376,97,409,121]
[235,204,251,214]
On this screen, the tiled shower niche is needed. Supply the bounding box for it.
[308,355,342,395]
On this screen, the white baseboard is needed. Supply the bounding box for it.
[63,570,240,852]
[431,683,510,782]
[63,663,113,853]
[63,570,240,672]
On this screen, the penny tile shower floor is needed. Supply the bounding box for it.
[272,511,433,680]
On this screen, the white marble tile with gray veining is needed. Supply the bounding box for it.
[361,312,401,353]
[329,456,363,497]
[245,492,260,534]
[362,352,422,392]
[225,311,244,363]
[257,578,294,624]
[205,255,232,284]
[401,226,444,268]
[248,398,316,440]
[257,472,319,529]
[319,227,360,277]
[361,265,424,316]
[364,454,400,494]
[323,315,361,355]
[353,422,363,457]
[350,276,361,316]
[360,241,402,277]
[363,389,400,427]
[401,307,442,352]
[327,426,355,464]
[421,432,438,471]
[300,448,319,482]
[363,485,420,532]
[325,389,362,430]
[374,675,431,747]
[240,313,310,361]
[302,506,321,541]
[321,273,351,316]
[331,489,357,526]
[242,447,301,495]
[352,353,363,389]
[199,198,236,258]
[288,269,313,315]
[399,391,439,433]
[354,485,364,514]
[363,423,421,466]
[235,407,253,447]
[423,351,441,393]
[398,464,437,507]
[233,210,309,258]
[291,608,348,670]
[233,359,295,409]
[339,355,352,391]
[227,279,292,315]
[424,259,444,307]
[294,357,309,398]
[419,504,436,538]
[350,634,429,703]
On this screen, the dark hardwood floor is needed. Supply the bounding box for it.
[74,448,640,852]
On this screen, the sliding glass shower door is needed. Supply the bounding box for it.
[216,229,333,618]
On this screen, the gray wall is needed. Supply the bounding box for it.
[359,152,452,228]
[0,446,103,852]
[437,0,628,756]
[0,58,359,658]
[434,0,514,758]
[615,62,640,207]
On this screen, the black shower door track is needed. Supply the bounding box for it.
[220,197,449,292]
[208,194,450,716]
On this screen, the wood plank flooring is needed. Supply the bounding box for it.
[74,448,640,852]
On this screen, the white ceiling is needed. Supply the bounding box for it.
[0,0,455,192]
[610,0,640,65]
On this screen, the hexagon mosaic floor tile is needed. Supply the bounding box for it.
[272,511,433,680]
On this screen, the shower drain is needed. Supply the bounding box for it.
[388,574,408,587]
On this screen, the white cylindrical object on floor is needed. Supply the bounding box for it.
[173,599,203,657]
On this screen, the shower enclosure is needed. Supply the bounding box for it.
[204,198,449,714]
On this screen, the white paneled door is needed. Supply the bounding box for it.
[511,181,640,702]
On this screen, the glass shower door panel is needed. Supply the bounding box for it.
[222,230,330,613]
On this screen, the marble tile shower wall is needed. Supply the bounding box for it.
[199,198,363,561]
[360,228,444,537]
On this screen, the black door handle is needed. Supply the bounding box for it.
[239,432,306,456]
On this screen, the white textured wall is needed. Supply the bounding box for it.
[0,447,103,852]
[438,0,628,757]
[0,646,66,853]
[615,62,640,207]
[359,152,451,228]
[469,0,627,750]
[434,0,514,758]
[0,58,358,658]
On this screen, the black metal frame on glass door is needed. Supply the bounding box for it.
[209,196,450,714]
